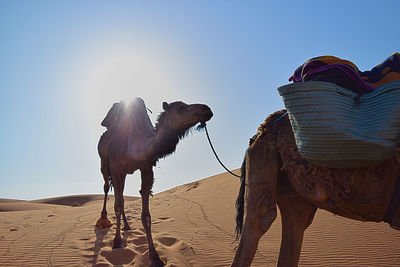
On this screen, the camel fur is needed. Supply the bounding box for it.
[232,109,400,267]
[97,99,213,267]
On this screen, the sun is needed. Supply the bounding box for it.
[82,49,180,133]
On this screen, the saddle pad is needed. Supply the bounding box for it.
[277,80,400,168]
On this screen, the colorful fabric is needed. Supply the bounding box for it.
[360,53,400,87]
[289,53,400,95]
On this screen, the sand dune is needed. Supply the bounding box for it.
[0,171,399,266]
[32,194,138,207]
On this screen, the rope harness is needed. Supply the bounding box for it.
[203,113,288,179]
[204,125,241,178]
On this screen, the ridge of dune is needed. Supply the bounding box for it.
[0,198,27,203]
[0,202,60,212]
[31,194,138,207]
[0,170,400,266]
[0,194,139,212]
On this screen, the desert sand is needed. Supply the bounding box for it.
[1,171,399,266]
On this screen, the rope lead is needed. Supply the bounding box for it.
[204,125,241,178]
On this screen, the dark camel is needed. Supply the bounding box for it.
[96,99,213,267]
[232,109,400,267]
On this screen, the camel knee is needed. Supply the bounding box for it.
[141,214,151,229]
[114,206,121,216]
[114,198,123,215]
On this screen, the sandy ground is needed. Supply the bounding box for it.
[1,171,399,266]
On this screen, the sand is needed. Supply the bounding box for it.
[1,171,399,266]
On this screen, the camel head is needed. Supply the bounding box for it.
[159,101,213,131]
[152,101,213,160]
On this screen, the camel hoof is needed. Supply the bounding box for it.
[96,218,112,228]
[149,253,166,267]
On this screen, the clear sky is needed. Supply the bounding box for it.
[1,1,399,200]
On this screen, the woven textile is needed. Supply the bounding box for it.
[278,80,400,168]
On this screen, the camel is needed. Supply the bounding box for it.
[96,98,213,267]
[232,109,400,267]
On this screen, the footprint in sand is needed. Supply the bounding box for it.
[100,248,136,265]
[152,217,173,225]
[97,228,193,266]
[131,235,147,245]
[156,236,179,247]
[185,181,200,191]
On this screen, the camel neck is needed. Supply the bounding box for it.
[151,125,181,161]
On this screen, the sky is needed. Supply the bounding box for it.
[1,1,399,200]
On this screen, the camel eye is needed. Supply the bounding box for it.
[178,106,186,113]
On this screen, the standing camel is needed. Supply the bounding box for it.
[232,109,400,267]
[96,98,213,267]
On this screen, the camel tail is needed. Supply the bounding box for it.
[235,154,247,240]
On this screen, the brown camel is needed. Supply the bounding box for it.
[96,99,213,267]
[232,109,400,267]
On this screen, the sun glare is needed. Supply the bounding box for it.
[82,48,181,133]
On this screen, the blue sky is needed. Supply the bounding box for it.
[1,1,399,200]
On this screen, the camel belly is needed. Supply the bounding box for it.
[282,158,399,223]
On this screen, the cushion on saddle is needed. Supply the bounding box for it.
[278,80,400,168]
[289,53,400,96]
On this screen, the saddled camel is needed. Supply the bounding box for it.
[232,109,400,267]
[96,98,213,267]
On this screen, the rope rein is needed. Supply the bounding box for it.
[203,113,288,179]
[204,125,241,178]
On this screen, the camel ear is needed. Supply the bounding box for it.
[162,102,169,110]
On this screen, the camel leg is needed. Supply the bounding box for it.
[112,173,126,249]
[277,196,316,267]
[232,144,280,267]
[101,181,110,218]
[140,167,165,267]
[122,197,132,231]
[96,164,113,228]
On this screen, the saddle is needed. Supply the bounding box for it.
[101,97,155,161]
[280,53,400,168]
